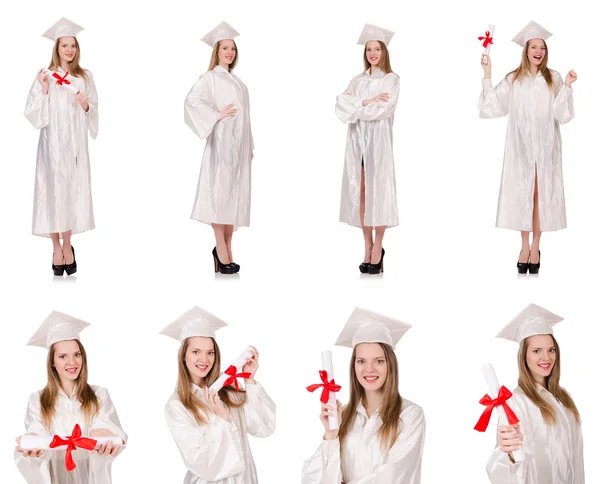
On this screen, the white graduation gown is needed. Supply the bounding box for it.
[184,66,254,229]
[487,385,584,484]
[24,68,99,237]
[15,385,127,484]
[302,399,425,484]
[165,381,276,483]
[478,70,574,232]
[335,69,400,228]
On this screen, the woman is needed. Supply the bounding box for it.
[478,21,577,274]
[15,311,127,483]
[25,18,99,276]
[487,303,584,483]
[184,22,254,274]
[302,307,425,484]
[161,306,275,483]
[336,24,400,275]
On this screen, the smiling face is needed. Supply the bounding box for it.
[57,36,77,65]
[365,40,383,67]
[354,343,388,392]
[525,334,556,385]
[52,340,83,383]
[218,39,237,66]
[185,337,215,386]
[527,39,546,68]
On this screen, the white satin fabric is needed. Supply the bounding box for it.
[165,381,276,483]
[184,66,254,229]
[478,70,574,232]
[24,68,98,237]
[487,385,584,483]
[302,399,425,484]
[15,385,127,484]
[335,69,400,229]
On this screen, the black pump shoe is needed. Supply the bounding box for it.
[64,246,77,275]
[359,262,370,273]
[212,247,236,274]
[517,251,529,274]
[368,248,385,274]
[528,250,541,274]
[52,254,65,276]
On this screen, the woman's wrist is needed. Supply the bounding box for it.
[323,430,338,441]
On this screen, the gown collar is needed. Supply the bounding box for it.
[213,65,232,75]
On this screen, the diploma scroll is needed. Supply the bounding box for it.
[20,434,123,450]
[321,350,340,431]
[482,363,524,462]
[209,346,254,394]
[479,25,495,65]
[42,69,80,94]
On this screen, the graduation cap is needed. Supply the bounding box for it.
[160,306,228,342]
[335,307,411,348]
[496,303,563,343]
[357,23,395,46]
[41,18,84,41]
[27,311,90,349]
[201,21,240,47]
[512,21,552,47]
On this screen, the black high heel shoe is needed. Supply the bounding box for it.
[359,262,369,274]
[368,248,385,274]
[64,246,77,275]
[517,250,529,274]
[528,250,541,274]
[52,254,65,276]
[212,247,236,274]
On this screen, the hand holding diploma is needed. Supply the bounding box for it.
[307,350,342,431]
[41,68,79,94]
[209,346,256,394]
[478,25,495,66]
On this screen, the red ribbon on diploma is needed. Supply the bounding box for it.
[49,424,97,471]
[478,31,494,48]
[52,72,71,85]
[306,370,342,404]
[474,385,520,432]
[223,365,252,391]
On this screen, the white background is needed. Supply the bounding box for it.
[0,0,597,482]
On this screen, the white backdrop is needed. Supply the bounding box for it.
[0,0,597,482]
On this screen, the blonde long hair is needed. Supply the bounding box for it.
[518,335,580,425]
[338,343,402,453]
[40,340,99,430]
[208,40,238,72]
[177,337,246,425]
[506,39,553,90]
[363,41,393,74]
[48,37,88,80]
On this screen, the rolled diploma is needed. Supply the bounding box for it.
[20,434,123,450]
[42,69,79,94]
[482,363,524,462]
[209,346,254,394]
[322,350,339,431]
[482,25,495,65]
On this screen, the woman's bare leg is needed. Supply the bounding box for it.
[360,165,373,262]
[62,231,74,264]
[224,225,234,262]
[530,173,541,264]
[51,233,63,265]
[371,226,386,264]
[519,231,530,263]
[212,224,231,264]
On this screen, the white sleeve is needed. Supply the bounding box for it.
[301,438,344,484]
[24,77,49,129]
[184,74,220,140]
[243,381,276,438]
[552,73,575,124]
[478,78,511,119]
[84,70,99,139]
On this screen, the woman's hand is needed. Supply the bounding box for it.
[75,92,89,112]
[37,69,49,95]
[219,104,237,120]
[481,54,492,79]
[498,423,522,459]
[204,387,231,422]
[320,400,343,441]
[15,434,45,458]
[90,429,123,456]
[242,346,259,382]
[565,69,578,87]
[362,93,389,106]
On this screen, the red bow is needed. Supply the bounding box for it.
[49,424,97,471]
[306,370,342,404]
[223,365,252,391]
[52,72,71,86]
[478,31,494,48]
[474,386,520,432]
